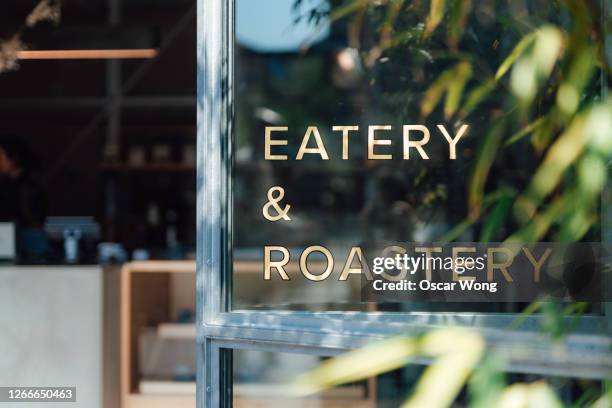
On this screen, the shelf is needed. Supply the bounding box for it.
[139,381,196,395]
[234,384,367,399]
[121,261,197,408]
[157,323,196,339]
[125,260,195,274]
[127,393,194,408]
[128,390,374,408]
[135,381,370,400]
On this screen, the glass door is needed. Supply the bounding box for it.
[197,0,611,406]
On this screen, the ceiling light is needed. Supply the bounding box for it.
[17,49,158,60]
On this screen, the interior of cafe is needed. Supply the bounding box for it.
[0,1,364,407]
[0,1,199,407]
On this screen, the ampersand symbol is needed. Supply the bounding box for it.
[263,186,291,221]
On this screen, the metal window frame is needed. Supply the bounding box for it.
[197,1,612,407]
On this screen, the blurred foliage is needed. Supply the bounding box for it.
[509,298,589,339]
[290,327,610,407]
[291,328,485,407]
[293,0,611,244]
[290,0,611,406]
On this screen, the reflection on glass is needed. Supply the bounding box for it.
[232,0,607,311]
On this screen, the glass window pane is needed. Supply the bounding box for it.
[232,0,609,312]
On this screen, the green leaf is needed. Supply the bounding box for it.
[571,387,601,408]
[578,153,607,196]
[329,0,365,22]
[588,384,612,408]
[437,217,475,243]
[290,336,418,395]
[458,79,496,119]
[447,0,472,47]
[509,57,538,102]
[424,0,446,37]
[563,301,589,334]
[508,299,545,330]
[422,62,473,119]
[555,44,596,115]
[469,355,506,408]
[444,62,472,119]
[504,116,547,146]
[585,101,612,154]
[479,190,514,241]
[532,26,563,77]
[510,26,563,104]
[495,381,563,408]
[291,328,484,408]
[506,195,569,243]
[513,113,589,222]
[556,205,597,242]
[420,68,454,118]
[438,188,512,243]
[495,31,536,80]
[541,301,565,339]
[468,118,506,218]
[401,329,484,408]
[380,0,406,48]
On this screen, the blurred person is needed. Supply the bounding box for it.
[0,138,48,262]
[0,137,47,227]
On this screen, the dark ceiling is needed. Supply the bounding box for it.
[0,0,197,221]
[0,0,196,111]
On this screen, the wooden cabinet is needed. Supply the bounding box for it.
[119,261,376,408]
[120,261,196,408]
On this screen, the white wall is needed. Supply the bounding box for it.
[0,266,102,408]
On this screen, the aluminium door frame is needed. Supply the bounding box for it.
[196,1,612,407]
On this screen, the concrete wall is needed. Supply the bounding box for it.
[0,266,102,408]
